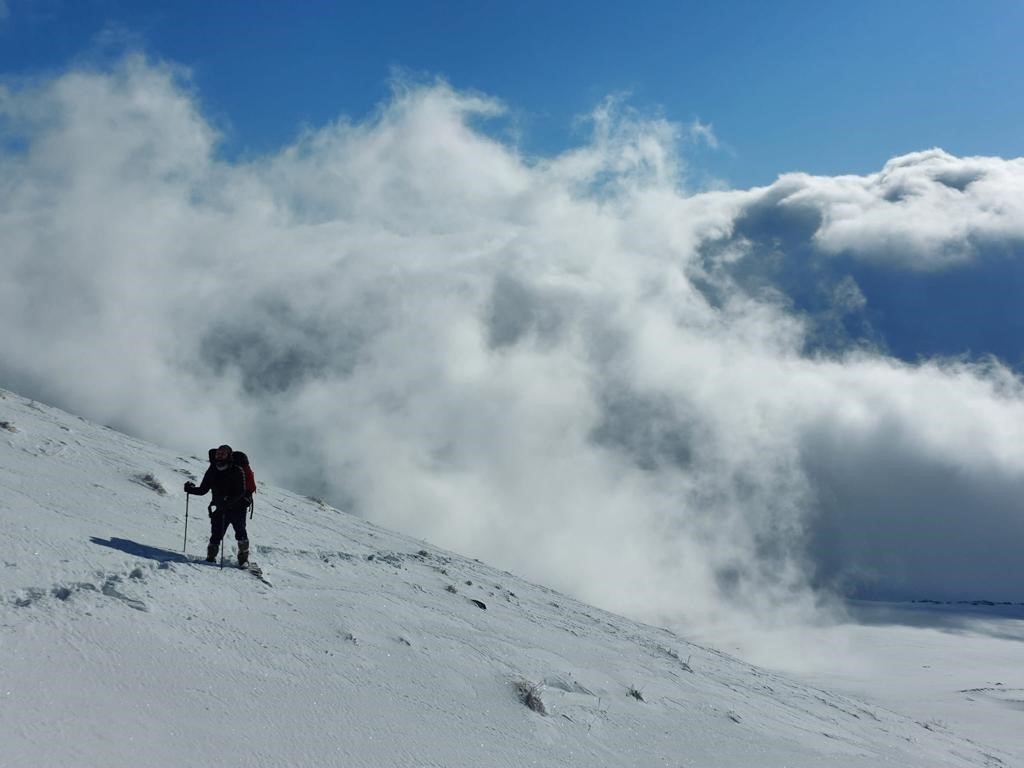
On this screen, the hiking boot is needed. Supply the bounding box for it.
[206,544,218,563]
[238,540,249,567]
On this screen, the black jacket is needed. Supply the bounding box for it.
[188,464,247,511]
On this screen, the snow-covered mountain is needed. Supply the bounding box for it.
[0,387,1013,767]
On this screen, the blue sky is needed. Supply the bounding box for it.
[2,0,1023,188]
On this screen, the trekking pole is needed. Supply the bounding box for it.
[183,494,190,552]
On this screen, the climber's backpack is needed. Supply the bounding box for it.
[208,448,257,497]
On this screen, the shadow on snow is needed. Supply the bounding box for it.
[90,536,189,564]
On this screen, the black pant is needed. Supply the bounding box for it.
[209,503,249,550]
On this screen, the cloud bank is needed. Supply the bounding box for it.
[4,56,1024,637]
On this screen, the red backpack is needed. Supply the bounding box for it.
[234,451,257,497]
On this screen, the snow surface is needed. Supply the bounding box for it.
[0,388,1018,767]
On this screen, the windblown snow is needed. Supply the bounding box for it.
[0,388,1016,767]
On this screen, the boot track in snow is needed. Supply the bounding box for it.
[190,557,272,586]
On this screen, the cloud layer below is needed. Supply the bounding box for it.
[4,57,1024,638]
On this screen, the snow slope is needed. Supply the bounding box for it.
[0,388,1012,767]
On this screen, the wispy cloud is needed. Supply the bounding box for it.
[3,56,1024,642]
[687,118,719,149]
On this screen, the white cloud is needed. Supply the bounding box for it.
[736,149,1024,270]
[687,118,719,149]
[3,57,1024,643]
